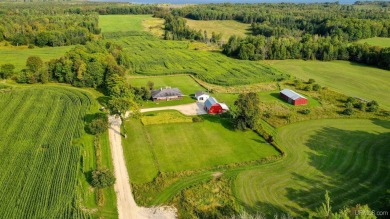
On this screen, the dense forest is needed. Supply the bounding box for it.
[162,2,390,70]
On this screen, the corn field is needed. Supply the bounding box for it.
[0,87,92,218]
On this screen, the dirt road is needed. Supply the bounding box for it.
[141,102,207,115]
[108,115,176,219]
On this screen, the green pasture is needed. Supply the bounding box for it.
[234,119,390,217]
[141,111,193,125]
[123,112,280,184]
[185,18,251,41]
[268,60,390,110]
[357,37,390,48]
[0,45,74,71]
[99,15,154,33]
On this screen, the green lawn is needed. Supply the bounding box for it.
[99,15,155,33]
[185,19,251,41]
[234,119,390,217]
[123,113,280,184]
[357,37,390,48]
[0,45,74,71]
[130,75,205,108]
[268,60,390,110]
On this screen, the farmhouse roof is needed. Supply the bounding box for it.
[195,91,209,97]
[280,89,307,100]
[204,96,218,109]
[219,103,229,111]
[151,88,184,98]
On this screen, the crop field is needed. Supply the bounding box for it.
[123,112,280,184]
[0,86,93,218]
[120,34,286,86]
[0,45,74,71]
[268,60,390,110]
[357,37,390,47]
[234,119,390,217]
[185,19,251,41]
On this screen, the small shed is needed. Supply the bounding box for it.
[280,89,308,105]
[151,88,184,101]
[195,91,210,101]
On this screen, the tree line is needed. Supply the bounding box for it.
[222,34,390,70]
[0,13,100,47]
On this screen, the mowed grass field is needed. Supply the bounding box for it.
[0,45,74,71]
[123,112,280,184]
[268,60,390,110]
[185,19,251,41]
[99,15,152,33]
[0,86,92,218]
[357,37,390,48]
[234,119,390,217]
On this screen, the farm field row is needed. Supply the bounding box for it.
[117,34,287,86]
[0,86,92,218]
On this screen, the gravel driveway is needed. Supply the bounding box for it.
[141,102,207,115]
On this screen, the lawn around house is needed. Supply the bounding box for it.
[122,112,280,184]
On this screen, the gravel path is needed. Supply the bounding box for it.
[140,102,207,115]
[108,115,177,219]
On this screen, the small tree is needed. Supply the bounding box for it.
[0,64,15,79]
[87,117,109,135]
[26,56,43,73]
[316,190,332,218]
[147,81,154,90]
[234,92,261,130]
[91,169,116,188]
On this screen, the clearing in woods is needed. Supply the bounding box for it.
[0,86,92,218]
[0,44,74,71]
[234,119,390,217]
[356,37,390,48]
[268,60,390,110]
[184,19,251,41]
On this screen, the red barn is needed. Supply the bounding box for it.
[204,97,223,114]
[280,89,308,105]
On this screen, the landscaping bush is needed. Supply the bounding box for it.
[192,117,203,122]
[299,109,311,115]
[342,108,353,115]
[308,78,316,84]
[304,85,312,91]
[312,84,321,91]
[91,169,116,188]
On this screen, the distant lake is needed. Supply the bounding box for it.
[98,0,358,5]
